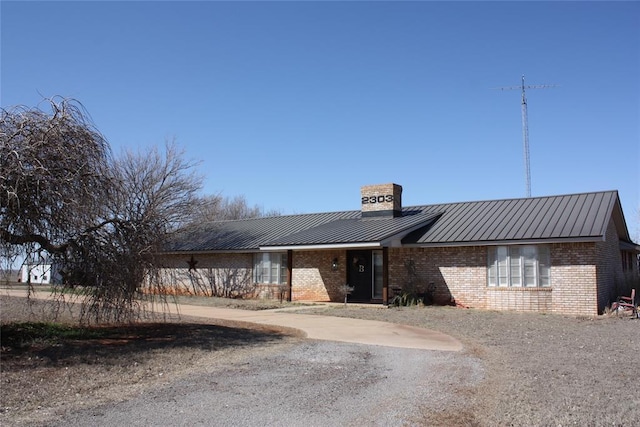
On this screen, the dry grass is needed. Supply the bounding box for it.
[0,296,303,426]
[1,294,639,426]
[300,304,640,426]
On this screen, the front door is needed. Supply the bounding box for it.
[347,250,372,301]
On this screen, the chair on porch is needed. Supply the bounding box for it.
[612,288,637,318]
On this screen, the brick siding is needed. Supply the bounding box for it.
[388,247,487,306]
[387,244,603,316]
[159,227,630,316]
[549,242,597,316]
[156,253,253,297]
[290,250,345,301]
[595,218,631,311]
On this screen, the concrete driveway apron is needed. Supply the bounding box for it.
[1,288,463,352]
[158,303,463,352]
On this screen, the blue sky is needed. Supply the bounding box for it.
[2,1,639,236]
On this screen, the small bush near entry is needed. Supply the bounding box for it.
[390,292,423,307]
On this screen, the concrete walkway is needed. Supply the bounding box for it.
[1,288,463,352]
[162,303,463,351]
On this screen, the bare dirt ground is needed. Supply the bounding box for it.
[302,304,640,426]
[1,293,639,426]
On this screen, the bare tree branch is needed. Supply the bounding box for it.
[1,99,203,323]
[1,97,112,254]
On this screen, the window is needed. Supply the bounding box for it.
[373,250,384,299]
[488,245,550,287]
[621,251,637,272]
[253,253,288,285]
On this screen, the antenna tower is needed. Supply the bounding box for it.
[499,75,556,198]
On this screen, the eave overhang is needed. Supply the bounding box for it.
[259,212,442,252]
[401,236,606,248]
[159,249,262,256]
[619,240,640,253]
[260,242,382,251]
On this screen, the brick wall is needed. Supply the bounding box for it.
[388,244,602,316]
[156,251,348,301]
[595,218,628,312]
[159,236,620,316]
[156,253,253,297]
[548,242,597,316]
[388,246,487,306]
[486,287,553,312]
[290,250,346,301]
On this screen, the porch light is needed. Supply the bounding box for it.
[332,258,339,271]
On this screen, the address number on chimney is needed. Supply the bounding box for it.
[362,195,394,204]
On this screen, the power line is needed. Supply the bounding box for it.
[498,75,556,198]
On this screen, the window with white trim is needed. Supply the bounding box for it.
[488,245,550,287]
[253,252,288,285]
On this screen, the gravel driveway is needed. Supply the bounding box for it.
[49,340,483,427]
[3,293,638,426]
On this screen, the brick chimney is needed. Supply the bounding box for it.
[360,183,403,218]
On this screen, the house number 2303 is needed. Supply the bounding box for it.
[361,195,394,204]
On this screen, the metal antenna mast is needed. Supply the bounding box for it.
[499,75,556,198]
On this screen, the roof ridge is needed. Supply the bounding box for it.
[201,209,362,225]
[403,189,619,209]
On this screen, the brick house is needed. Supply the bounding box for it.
[160,184,639,316]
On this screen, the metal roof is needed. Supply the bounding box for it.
[402,190,625,246]
[167,211,360,252]
[262,210,442,249]
[166,190,631,253]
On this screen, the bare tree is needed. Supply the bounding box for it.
[68,142,204,322]
[194,194,280,222]
[178,267,255,299]
[1,99,203,323]
[1,98,111,258]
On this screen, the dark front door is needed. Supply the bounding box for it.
[347,250,372,301]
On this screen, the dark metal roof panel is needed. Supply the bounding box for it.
[168,190,622,252]
[406,190,620,245]
[167,210,361,251]
[464,200,504,241]
[491,199,525,241]
[500,198,544,240]
[558,195,581,236]
[570,193,594,236]
[539,195,569,238]
[264,210,442,246]
[590,191,617,236]
[448,200,486,241]
[426,202,470,242]
[515,197,547,238]
[474,200,515,241]
[528,196,556,238]
[578,193,601,236]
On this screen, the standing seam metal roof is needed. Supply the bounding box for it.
[167,210,360,252]
[166,190,629,252]
[402,190,622,245]
[262,211,442,247]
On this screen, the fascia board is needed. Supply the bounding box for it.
[159,249,261,255]
[260,242,382,251]
[402,236,604,248]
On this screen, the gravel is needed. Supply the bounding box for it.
[2,294,639,426]
[49,341,483,427]
[299,305,640,426]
